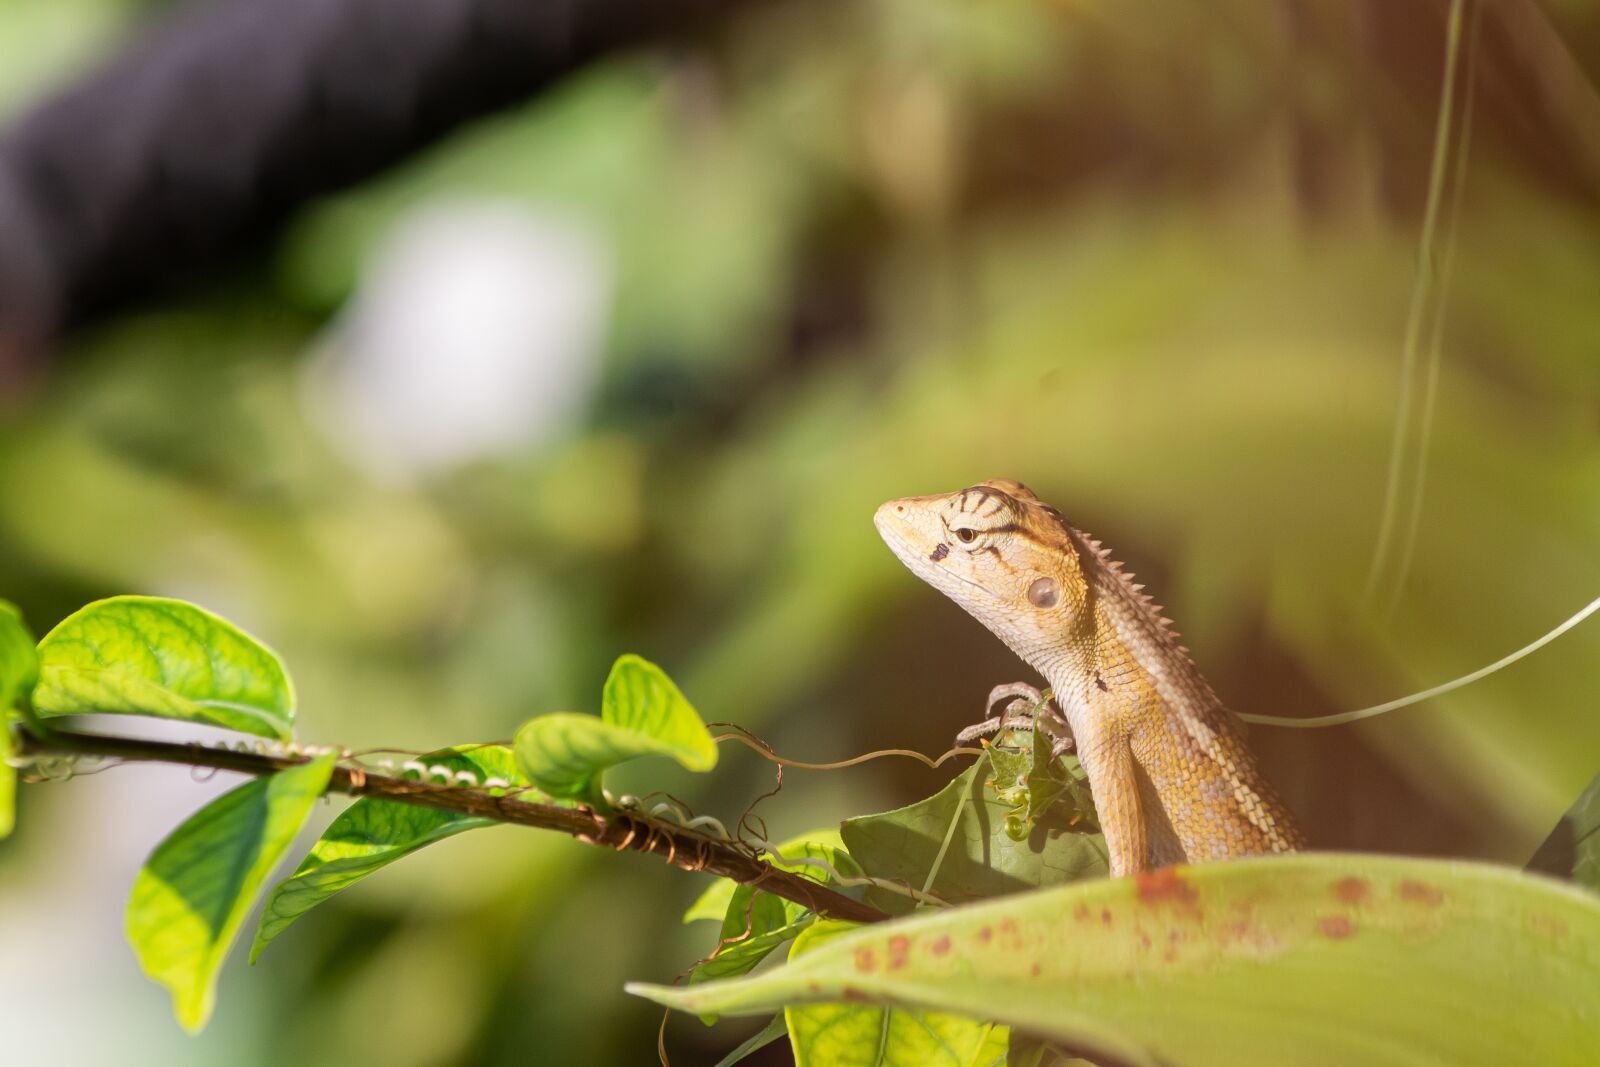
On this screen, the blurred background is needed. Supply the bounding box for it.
[0,0,1597,1063]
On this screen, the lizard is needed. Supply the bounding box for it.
[874,478,1302,877]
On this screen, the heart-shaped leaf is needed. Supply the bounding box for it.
[630,854,1600,1067]
[128,755,334,1032]
[252,745,538,961]
[514,654,716,798]
[34,596,294,740]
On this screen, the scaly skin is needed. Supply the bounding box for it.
[875,479,1302,877]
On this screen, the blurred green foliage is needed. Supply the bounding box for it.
[2,0,1598,1064]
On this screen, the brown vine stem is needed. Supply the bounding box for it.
[13,725,890,926]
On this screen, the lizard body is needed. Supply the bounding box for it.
[875,479,1302,876]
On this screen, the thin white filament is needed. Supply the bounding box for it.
[1238,595,1600,729]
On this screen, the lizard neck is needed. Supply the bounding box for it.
[1032,593,1156,735]
[1084,529,1212,675]
[1031,528,1303,861]
[1027,525,1223,732]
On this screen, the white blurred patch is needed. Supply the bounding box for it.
[305,200,610,480]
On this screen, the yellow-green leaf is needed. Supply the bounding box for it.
[784,922,1007,1067]
[514,654,715,797]
[128,755,334,1032]
[631,854,1600,1067]
[251,745,538,961]
[0,599,38,839]
[0,599,37,713]
[34,596,294,740]
[0,722,13,841]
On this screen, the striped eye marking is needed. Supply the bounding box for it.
[929,543,949,562]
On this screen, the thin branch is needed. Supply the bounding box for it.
[13,725,889,926]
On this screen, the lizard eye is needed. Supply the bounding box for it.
[1027,577,1060,609]
[953,527,977,544]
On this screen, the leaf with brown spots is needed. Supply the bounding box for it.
[630,854,1600,1067]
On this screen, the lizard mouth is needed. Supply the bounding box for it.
[940,566,999,600]
[872,502,923,561]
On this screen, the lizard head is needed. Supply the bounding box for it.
[874,479,1086,666]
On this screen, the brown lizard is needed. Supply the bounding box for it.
[875,478,1302,877]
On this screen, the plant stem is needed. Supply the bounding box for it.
[13,725,889,926]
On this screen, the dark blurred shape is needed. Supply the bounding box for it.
[1525,772,1599,882]
[1527,814,1576,878]
[1,0,1595,376]
[0,0,747,361]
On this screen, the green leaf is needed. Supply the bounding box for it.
[33,596,295,740]
[782,921,1007,1067]
[1528,770,1600,891]
[696,893,813,987]
[128,755,334,1032]
[841,761,1106,913]
[969,1021,1011,1067]
[0,600,38,840]
[513,654,716,798]
[630,854,1600,1067]
[601,653,719,764]
[686,830,865,1027]
[252,745,535,961]
[685,883,739,924]
[988,728,1097,842]
[0,723,14,842]
[0,599,38,713]
[688,830,864,989]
